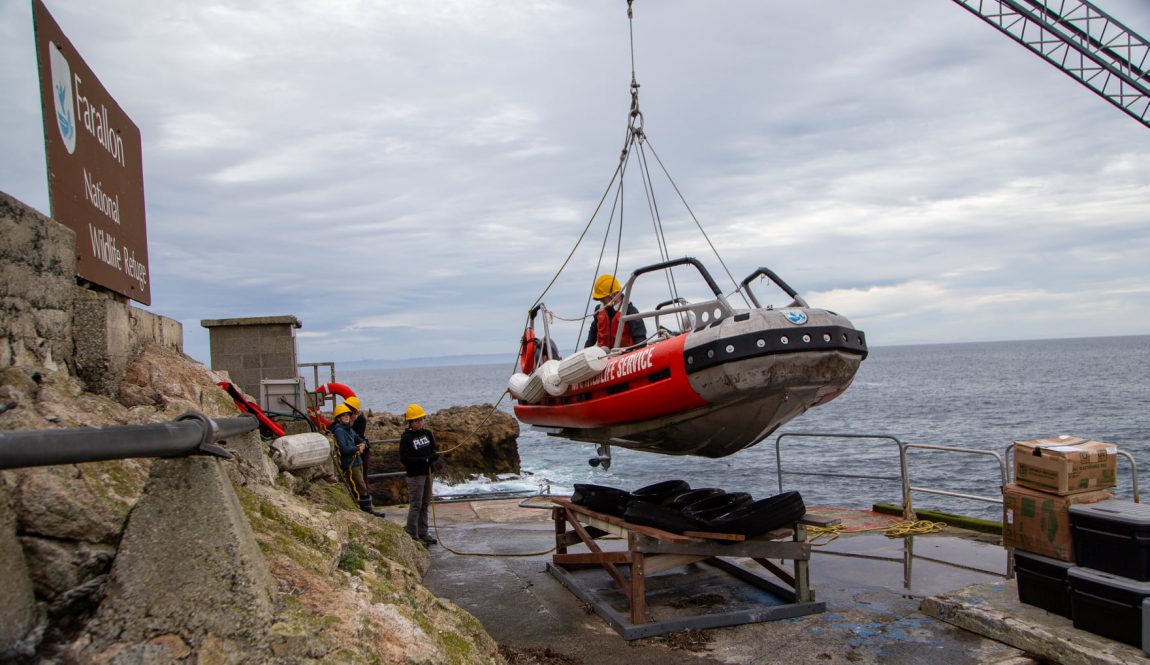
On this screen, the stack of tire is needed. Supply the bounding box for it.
[570,480,805,538]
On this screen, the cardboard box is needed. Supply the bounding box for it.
[1002,483,1113,561]
[1013,435,1117,495]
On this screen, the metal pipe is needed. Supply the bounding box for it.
[1118,449,1141,503]
[908,486,1004,504]
[0,413,258,470]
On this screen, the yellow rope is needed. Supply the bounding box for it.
[806,519,947,546]
[435,389,511,455]
[427,492,558,558]
[421,392,563,556]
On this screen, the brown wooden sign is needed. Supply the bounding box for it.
[32,0,151,304]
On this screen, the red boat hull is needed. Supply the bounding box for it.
[513,335,707,429]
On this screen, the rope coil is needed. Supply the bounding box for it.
[806,519,948,546]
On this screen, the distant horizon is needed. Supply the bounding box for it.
[312,332,1149,371]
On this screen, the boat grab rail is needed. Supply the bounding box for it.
[740,267,810,309]
[1003,443,1140,503]
[616,257,734,348]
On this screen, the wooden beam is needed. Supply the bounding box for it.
[563,507,631,601]
[753,557,795,587]
[643,553,708,575]
[634,536,809,560]
[553,551,632,566]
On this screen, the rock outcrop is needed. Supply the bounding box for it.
[363,405,522,506]
[0,344,503,663]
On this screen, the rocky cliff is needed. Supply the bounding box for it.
[362,405,522,505]
[0,344,504,663]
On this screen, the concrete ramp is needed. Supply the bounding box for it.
[922,579,1146,665]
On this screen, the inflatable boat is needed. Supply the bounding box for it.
[511,258,867,458]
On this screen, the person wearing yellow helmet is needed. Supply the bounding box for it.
[343,395,371,473]
[399,403,439,546]
[585,273,647,349]
[331,402,385,517]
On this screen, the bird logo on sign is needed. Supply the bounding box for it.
[48,41,76,155]
[784,311,808,325]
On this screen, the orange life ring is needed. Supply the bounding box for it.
[316,383,356,399]
[520,328,539,375]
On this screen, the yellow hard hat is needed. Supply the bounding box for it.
[344,396,361,411]
[404,404,427,421]
[592,274,621,300]
[333,403,352,418]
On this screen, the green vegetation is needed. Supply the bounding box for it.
[872,503,1003,534]
[339,542,368,573]
[438,630,473,664]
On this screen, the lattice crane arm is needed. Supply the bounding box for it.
[950,0,1150,130]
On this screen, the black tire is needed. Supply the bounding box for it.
[629,479,690,506]
[571,483,631,517]
[682,492,753,522]
[709,491,806,538]
[623,501,707,534]
[666,487,725,510]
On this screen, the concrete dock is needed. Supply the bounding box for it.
[398,498,1144,664]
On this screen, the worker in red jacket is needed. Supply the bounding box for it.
[585,274,647,349]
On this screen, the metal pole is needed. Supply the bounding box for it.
[1118,449,1141,503]
[0,413,258,470]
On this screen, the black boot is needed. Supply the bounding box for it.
[360,497,386,518]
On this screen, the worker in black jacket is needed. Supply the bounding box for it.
[399,404,439,546]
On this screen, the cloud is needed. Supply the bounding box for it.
[3,0,1150,365]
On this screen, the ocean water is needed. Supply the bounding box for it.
[342,335,1150,519]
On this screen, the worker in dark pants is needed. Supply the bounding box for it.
[399,403,438,546]
[331,403,385,517]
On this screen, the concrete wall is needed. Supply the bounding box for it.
[201,316,301,398]
[0,190,184,395]
[0,192,76,372]
[0,484,38,659]
[73,288,183,396]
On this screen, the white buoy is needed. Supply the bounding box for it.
[512,371,547,403]
[557,345,608,385]
[269,432,332,471]
[508,372,530,399]
[536,359,569,396]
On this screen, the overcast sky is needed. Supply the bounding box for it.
[3,0,1150,366]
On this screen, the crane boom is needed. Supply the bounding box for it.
[950,0,1150,130]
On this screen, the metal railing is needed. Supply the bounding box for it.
[777,432,1142,520]
[363,438,403,481]
[0,412,259,470]
[776,431,1145,581]
[775,433,908,513]
[901,443,1008,515]
[776,431,1015,578]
